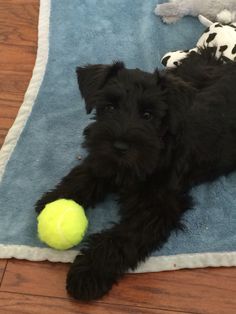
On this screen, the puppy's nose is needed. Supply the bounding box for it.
[113,140,129,153]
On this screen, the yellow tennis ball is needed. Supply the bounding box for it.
[37,199,88,250]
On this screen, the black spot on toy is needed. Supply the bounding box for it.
[206,33,217,43]
[232,44,236,54]
[219,45,228,52]
[162,55,171,66]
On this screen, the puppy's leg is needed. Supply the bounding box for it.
[35,159,110,213]
[66,188,192,300]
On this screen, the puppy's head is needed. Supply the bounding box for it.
[76,62,189,181]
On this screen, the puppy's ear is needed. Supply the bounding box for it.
[154,69,195,135]
[154,68,193,92]
[154,69,167,90]
[76,61,125,113]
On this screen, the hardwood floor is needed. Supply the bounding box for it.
[0,1,236,313]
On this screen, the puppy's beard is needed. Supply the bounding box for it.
[83,123,161,180]
[86,141,159,182]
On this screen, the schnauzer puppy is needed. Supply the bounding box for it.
[35,48,236,301]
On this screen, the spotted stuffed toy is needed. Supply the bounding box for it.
[161,15,236,68]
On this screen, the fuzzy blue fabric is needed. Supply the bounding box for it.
[0,0,236,262]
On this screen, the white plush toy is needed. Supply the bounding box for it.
[155,0,236,24]
[161,15,236,68]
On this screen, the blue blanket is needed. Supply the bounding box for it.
[0,0,236,272]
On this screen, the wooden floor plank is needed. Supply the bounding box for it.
[0,260,7,285]
[0,292,188,314]
[2,260,236,314]
[0,260,69,298]
[0,7,38,47]
[0,1,37,4]
[0,44,36,72]
[0,0,38,149]
[0,72,34,104]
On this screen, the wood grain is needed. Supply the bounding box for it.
[0,292,188,314]
[0,260,7,285]
[0,45,36,72]
[0,0,37,70]
[2,260,236,314]
[0,0,37,4]
[0,0,38,147]
[0,260,69,298]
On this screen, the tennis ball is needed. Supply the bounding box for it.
[37,199,88,250]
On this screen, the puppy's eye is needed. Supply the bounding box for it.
[142,111,153,120]
[105,104,115,112]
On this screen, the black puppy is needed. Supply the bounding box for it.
[36,48,236,300]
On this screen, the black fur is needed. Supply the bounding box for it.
[35,48,236,300]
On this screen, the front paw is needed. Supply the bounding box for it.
[35,198,48,214]
[35,193,59,214]
[66,254,117,301]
